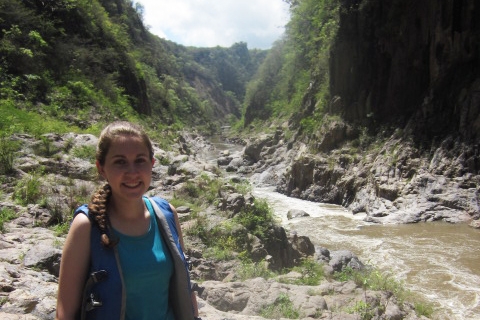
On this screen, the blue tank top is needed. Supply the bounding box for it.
[113,206,175,320]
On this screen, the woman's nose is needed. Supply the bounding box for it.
[125,163,138,173]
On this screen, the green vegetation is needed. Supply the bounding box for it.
[346,300,377,320]
[242,0,340,132]
[289,257,325,285]
[334,266,434,318]
[0,1,439,318]
[0,132,20,174]
[260,293,300,319]
[0,0,267,136]
[12,170,43,205]
[238,259,276,281]
[71,145,97,163]
[50,222,70,237]
[234,198,276,241]
[0,208,17,233]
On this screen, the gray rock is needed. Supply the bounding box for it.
[286,209,310,219]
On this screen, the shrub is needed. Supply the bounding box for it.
[290,257,324,285]
[234,198,275,240]
[0,208,17,233]
[71,145,96,163]
[414,300,434,318]
[238,259,276,281]
[0,134,20,174]
[333,266,435,318]
[34,136,59,157]
[51,221,70,236]
[12,170,43,205]
[346,300,376,320]
[260,293,300,319]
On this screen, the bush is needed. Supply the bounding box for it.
[0,134,19,174]
[0,208,17,233]
[290,257,324,285]
[333,266,435,318]
[234,198,275,240]
[260,293,300,319]
[71,145,96,163]
[12,170,43,205]
[238,259,276,281]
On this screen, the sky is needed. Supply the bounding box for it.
[134,0,291,49]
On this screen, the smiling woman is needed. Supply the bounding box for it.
[135,0,290,49]
[56,121,200,320]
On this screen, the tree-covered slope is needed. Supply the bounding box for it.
[0,0,265,133]
[243,0,480,146]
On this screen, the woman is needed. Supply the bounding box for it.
[56,121,200,320]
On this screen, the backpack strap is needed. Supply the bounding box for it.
[73,205,124,320]
[145,196,195,320]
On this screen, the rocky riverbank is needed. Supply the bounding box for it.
[0,130,442,319]
[234,123,479,228]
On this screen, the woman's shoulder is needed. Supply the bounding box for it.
[71,204,93,231]
[74,204,90,217]
[69,211,92,238]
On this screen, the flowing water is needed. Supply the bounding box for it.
[207,137,480,320]
[253,187,480,320]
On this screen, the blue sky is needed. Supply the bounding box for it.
[135,0,290,49]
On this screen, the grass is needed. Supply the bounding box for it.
[260,293,301,319]
[12,170,43,205]
[71,145,96,163]
[0,208,17,233]
[289,257,325,285]
[238,259,276,281]
[333,266,435,318]
[50,221,70,237]
[0,134,20,174]
[346,300,376,320]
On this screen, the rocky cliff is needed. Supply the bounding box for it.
[256,0,480,225]
[330,0,480,143]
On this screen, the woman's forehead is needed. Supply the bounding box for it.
[108,135,149,154]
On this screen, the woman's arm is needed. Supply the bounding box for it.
[169,203,200,318]
[56,214,91,320]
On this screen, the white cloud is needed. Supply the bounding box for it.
[135,0,290,49]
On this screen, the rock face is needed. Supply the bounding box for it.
[330,0,480,143]
[237,126,479,225]
[282,133,479,224]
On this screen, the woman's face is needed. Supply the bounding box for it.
[96,134,155,202]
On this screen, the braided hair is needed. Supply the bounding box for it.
[88,121,154,247]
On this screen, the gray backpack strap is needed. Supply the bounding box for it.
[146,197,195,320]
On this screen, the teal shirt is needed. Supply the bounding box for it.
[113,208,174,320]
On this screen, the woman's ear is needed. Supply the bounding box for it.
[96,160,106,179]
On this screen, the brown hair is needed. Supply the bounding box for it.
[88,121,154,247]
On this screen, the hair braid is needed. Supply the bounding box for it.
[88,183,117,248]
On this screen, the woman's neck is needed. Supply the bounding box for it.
[108,196,146,220]
[107,196,150,236]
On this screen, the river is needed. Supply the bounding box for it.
[207,137,480,320]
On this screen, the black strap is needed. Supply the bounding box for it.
[80,270,108,320]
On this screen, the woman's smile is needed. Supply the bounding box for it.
[96,135,155,202]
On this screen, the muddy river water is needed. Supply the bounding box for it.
[253,187,480,320]
[207,138,480,320]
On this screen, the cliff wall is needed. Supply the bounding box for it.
[329,0,480,142]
